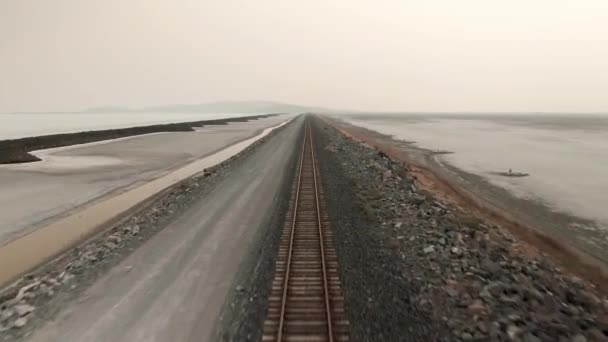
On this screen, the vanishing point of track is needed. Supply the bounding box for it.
[263,122,349,341]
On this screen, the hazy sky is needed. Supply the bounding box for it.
[1,0,607,113]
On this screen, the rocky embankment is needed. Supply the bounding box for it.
[313,117,608,341]
[0,114,278,164]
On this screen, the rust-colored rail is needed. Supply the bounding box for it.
[263,123,349,341]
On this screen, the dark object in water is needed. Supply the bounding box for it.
[491,169,530,177]
[431,150,454,155]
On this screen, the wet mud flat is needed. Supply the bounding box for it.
[0,117,295,340]
[312,116,608,341]
[0,114,278,164]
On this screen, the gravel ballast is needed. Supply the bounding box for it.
[312,116,608,341]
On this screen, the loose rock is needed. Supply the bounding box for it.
[13,304,34,317]
[12,317,27,329]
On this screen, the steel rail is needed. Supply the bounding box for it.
[263,119,348,341]
[276,125,308,341]
[309,124,334,341]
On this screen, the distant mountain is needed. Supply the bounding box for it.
[84,101,330,114]
[138,101,330,114]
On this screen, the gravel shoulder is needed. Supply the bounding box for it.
[312,116,608,341]
[0,116,301,341]
[212,122,304,341]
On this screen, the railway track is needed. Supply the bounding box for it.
[262,123,349,341]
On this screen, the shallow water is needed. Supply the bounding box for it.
[345,115,608,228]
[0,112,258,140]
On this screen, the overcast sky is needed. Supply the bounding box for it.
[1,0,607,113]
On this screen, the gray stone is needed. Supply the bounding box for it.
[14,304,35,317]
[0,309,14,323]
[461,332,473,340]
[13,317,27,328]
[569,276,585,289]
[506,325,521,340]
[423,246,435,254]
[581,291,601,307]
[588,329,607,341]
[38,284,49,295]
[487,281,505,296]
[523,334,542,342]
[467,299,486,315]
[107,234,122,244]
[85,252,98,262]
[445,287,459,297]
[507,314,521,322]
[481,258,501,275]
[61,272,75,284]
[46,277,61,287]
[15,281,40,301]
[434,201,447,210]
[438,238,447,246]
[412,195,426,205]
[104,241,117,249]
[500,293,520,304]
[571,334,587,342]
[394,222,403,229]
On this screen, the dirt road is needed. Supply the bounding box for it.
[24,117,303,342]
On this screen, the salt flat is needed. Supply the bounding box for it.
[0,115,290,244]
